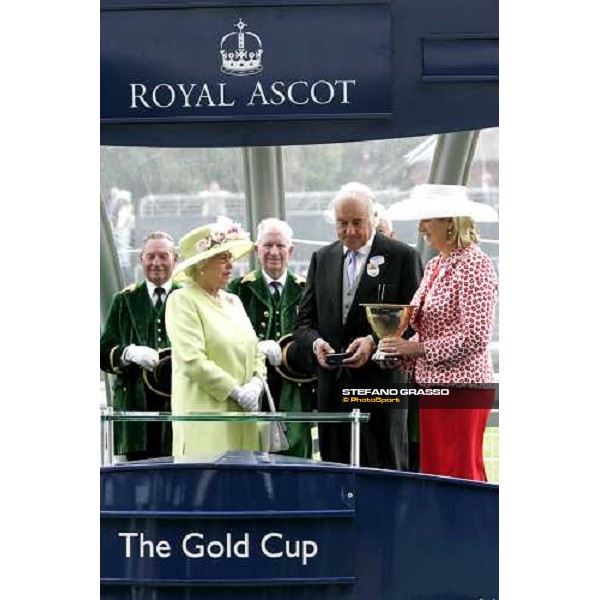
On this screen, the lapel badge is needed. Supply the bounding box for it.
[370,255,385,266]
[367,263,380,277]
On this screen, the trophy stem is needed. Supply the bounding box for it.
[372,348,399,364]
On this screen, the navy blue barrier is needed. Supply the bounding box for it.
[101,452,498,599]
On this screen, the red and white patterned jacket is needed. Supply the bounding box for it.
[406,244,498,384]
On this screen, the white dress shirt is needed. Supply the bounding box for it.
[343,230,375,280]
[146,280,173,306]
[262,270,287,295]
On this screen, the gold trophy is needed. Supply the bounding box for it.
[361,304,416,361]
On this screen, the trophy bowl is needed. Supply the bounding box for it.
[360,304,416,361]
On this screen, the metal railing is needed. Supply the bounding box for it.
[100,408,368,468]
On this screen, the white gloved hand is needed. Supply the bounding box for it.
[230,386,260,412]
[257,340,283,366]
[245,376,264,398]
[122,344,160,371]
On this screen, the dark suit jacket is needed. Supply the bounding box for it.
[294,232,423,468]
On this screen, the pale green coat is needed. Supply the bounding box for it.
[166,284,266,457]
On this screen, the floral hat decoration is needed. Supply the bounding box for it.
[173,217,253,277]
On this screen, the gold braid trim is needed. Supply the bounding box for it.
[281,342,307,379]
[241,271,257,283]
[109,346,123,374]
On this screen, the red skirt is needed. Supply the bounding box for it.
[419,387,494,482]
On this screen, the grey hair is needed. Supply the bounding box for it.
[141,231,177,254]
[256,218,294,246]
[333,182,376,223]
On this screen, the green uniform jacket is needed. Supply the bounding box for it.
[228,269,316,458]
[100,281,181,455]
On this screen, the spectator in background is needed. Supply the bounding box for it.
[106,186,120,227]
[373,202,395,239]
[201,181,228,217]
[115,190,136,281]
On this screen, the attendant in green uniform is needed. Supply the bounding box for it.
[166,219,266,457]
[228,218,317,459]
[100,231,180,460]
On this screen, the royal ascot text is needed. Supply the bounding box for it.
[130,80,357,110]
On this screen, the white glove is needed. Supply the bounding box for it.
[230,386,260,412]
[122,344,159,371]
[230,377,264,412]
[245,376,264,398]
[257,340,282,366]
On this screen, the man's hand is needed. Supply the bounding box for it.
[257,340,283,366]
[343,336,376,369]
[122,344,160,371]
[314,338,336,370]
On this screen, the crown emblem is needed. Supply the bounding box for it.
[220,19,263,76]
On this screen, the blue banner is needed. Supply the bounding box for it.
[101,456,498,598]
[101,3,392,123]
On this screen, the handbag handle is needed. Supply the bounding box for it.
[256,373,277,414]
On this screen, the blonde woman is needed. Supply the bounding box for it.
[166,218,266,457]
[381,185,498,481]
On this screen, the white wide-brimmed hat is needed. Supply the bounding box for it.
[173,217,253,277]
[387,184,498,222]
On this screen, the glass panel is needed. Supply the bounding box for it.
[467,127,499,372]
[100,411,370,423]
[100,146,247,284]
[467,127,499,482]
[283,135,438,276]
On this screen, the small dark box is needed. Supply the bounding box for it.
[325,352,352,366]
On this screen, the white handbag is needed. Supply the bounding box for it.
[258,374,290,453]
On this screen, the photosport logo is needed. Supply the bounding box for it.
[128,18,357,112]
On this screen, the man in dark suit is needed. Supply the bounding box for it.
[100,231,180,461]
[294,183,423,470]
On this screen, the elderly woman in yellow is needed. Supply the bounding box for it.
[165,218,266,457]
